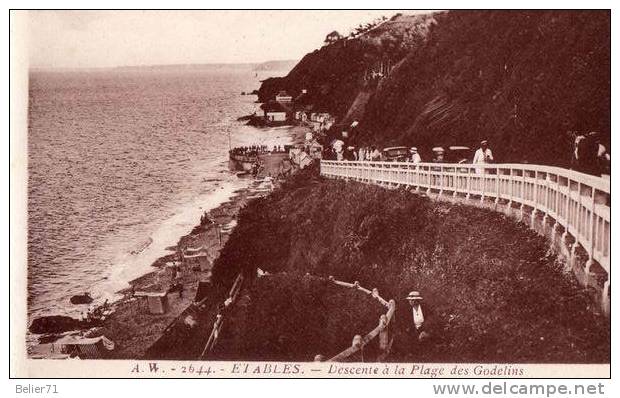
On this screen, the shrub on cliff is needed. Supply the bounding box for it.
[212,177,609,362]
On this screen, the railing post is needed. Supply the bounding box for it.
[453,167,459,199]
[584,188,596,287]
[494,167,500,209]
[569,182,582,268]
[438,166,444,196]
[561,178,571,246]
[378,314,389,355]
[518,169,526,222]
[552,174,561,239]
[352,334,363,362]
[465,166,471,200]
[425,166,430,194]
[542,173,550,234]
[506,168,514,216]
[480,167,486,204]
[415,165,421,192]
[530,171,539,227]
[602,278,610,316]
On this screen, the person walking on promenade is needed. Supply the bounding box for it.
[370,146,382,161]
[358,146,367,162]
[344,146,357,161]
[432,147,445,163]
[332,139,345,161]
[574,132,603,175]
[591,131,610,175]
[409,147,422,163]
[473,140,494,174]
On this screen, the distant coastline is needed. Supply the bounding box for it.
[29,59,298,74]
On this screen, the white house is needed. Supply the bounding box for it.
[275,90,293,103]
[267,111,287,122]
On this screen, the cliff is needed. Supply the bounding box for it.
[257,13,437,116]
[257,10,610,167]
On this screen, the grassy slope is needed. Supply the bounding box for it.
[210,274,385,361]
[212,166,609,363]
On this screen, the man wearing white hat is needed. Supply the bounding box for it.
[406,291,430,342]
[473,140,494,174]
[409,147,422,163]
[473,140,494,163]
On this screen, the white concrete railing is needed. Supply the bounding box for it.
[323,277,396,362]
[320,160,610,301]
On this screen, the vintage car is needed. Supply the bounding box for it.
[432,146,473,163]
[382,146,410,162]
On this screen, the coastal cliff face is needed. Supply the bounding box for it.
[257,13,437,117]
[212,166,609,362]
[258,10,610,167]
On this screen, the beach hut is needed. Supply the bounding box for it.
[136,292,170,314]
[261,101,292,122]
[194,280,214,303]
[52,335,115,359]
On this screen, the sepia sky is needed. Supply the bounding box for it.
[27,10,414,69]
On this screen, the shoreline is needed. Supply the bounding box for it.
[28,124,310,359]
[117,124,308,293]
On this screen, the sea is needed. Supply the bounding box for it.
[27,65,292,327]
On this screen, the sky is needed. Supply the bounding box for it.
[26,10,410,69]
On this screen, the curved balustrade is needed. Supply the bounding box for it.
[321,160,610,312]
[322,276,396,362]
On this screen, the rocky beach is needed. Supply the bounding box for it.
[28,124,309,359]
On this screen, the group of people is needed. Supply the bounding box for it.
[323,132,609,178]
[355,146,384,162]
[323,139,496,165]
[251,159,265,177]
[230,145,291,157]
[322,142,382,162]
[80,299,111,324]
